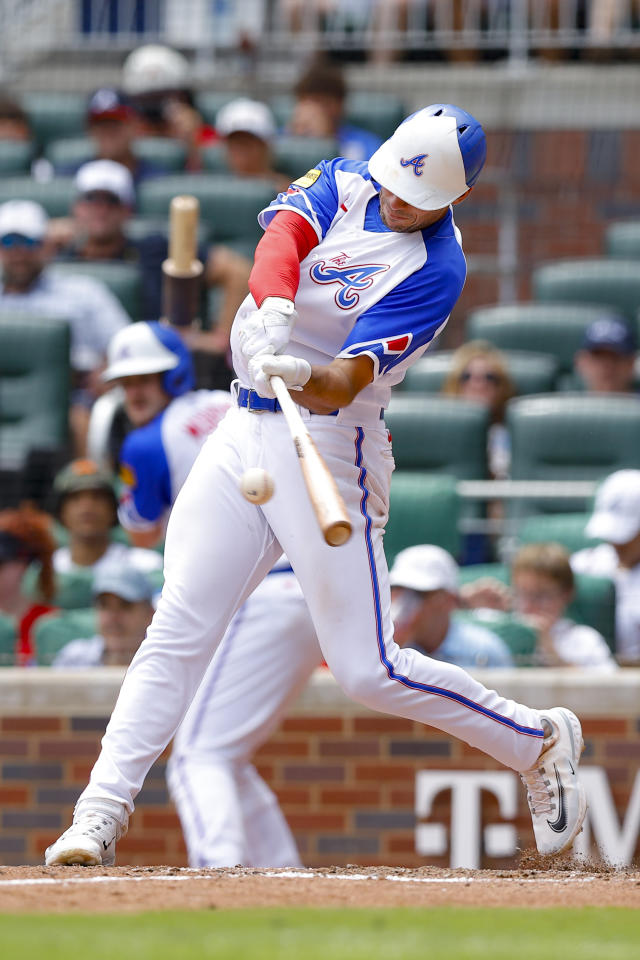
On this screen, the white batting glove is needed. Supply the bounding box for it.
[248,353,312,400]
[238,297,297,359]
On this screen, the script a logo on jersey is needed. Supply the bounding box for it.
[400,154,428,176]
[309,258,390,309]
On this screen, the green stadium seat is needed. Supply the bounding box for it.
[273,136,340,180]
[45,136,94,170]
[51,570,95,610]
[49,262,140,320]
[466,303,629,376]
[34,608,97,665]
[46,136,187,174]
[345,92,405,140]
[0,176,76,217]
[454,609,537,664]
[126,215,211,246]
[0,317,70,470]
[269,92,405,140]
[22,92,86,150]
[385,473,460,564]
[570,574,616,652]
[0,612,17,666]
[195,92,245,126]
[532,259,640,325]
[604,221,640,259]
[384,395,489,478]
[517,512,599,555]
[0,140,35,175]
[138,175,274,249]
[507,394,640,513]
[201,145,229,174]
[401,349,559,396]
[133,137,187,173]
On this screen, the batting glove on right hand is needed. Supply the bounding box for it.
[248,353,312,399]
[238,297,297,359]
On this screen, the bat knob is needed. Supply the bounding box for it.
[325,521,352,547]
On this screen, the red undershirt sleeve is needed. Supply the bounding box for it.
[249,211,319,307]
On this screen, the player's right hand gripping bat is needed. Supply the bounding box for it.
[269,376,352,547]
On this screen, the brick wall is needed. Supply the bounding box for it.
[1,669,639,867]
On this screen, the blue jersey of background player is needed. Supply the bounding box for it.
[100,322,232,547]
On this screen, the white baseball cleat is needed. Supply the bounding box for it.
[45,802,128,867]
[520,707,587,856]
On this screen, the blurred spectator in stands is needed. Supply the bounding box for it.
[52,459,162,577]
[216,98,290,193]
[389,544,514,668]
[573,314,637,394]
[572,469,640,664]
[0,504,57,666]
[288,58,382,161]
[121,43,216,171]
[461,543,617,670]
[50,158,250,382]
[0,93,31,142]
[52,566,155,668]
[86,87,161,185]
[0,199,129,454]
[442,340,515,480]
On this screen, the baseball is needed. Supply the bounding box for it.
[240,467,275,504]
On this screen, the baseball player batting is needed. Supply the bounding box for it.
[46,104,587,867]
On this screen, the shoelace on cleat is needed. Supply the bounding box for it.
[520,765,554,817]
[68,815,115,838]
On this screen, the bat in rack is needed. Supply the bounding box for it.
[269,375,352,547]
[161,195,204,328]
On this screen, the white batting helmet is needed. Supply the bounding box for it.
[368,103,486,210]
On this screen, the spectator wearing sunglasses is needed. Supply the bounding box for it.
[0,199,129,455]
[442,340,516,479]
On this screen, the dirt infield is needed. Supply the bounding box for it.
[1,861,639,913]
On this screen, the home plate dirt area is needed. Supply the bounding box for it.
[1,859,639,912]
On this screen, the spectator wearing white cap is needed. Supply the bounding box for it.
[50,159,250,384]
[573,314,638,395]
[52,565,156,668]
[389,545,514,668]
[216,98,290,193]
[571,470,640,662]
[0,198,130,454]
[121,43,217,171]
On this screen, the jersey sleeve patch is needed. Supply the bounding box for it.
[292,168,322,188]
[338,333,414,377]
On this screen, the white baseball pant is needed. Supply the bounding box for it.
[78,404,544,817]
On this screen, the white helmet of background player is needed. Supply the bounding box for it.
[122,43,191,96]
[368,103,486,210]
[103,322,195,397]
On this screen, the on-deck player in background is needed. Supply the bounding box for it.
[87,321,321,866]
[46,104,587,868]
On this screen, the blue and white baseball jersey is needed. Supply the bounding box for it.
[230,158,467,414]
[118,390,232,532]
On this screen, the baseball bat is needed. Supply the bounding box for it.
[161,195,204,328]
[270,376,352,547]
